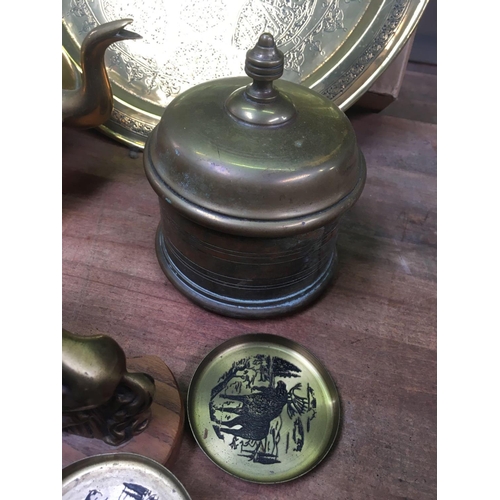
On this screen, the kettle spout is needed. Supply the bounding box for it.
[62,19,141,129]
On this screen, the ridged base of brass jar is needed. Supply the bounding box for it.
[155,213,339,319]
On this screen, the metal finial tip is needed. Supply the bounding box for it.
[229,32,294,124]
[258,33,275,48]
[245,32,283,81]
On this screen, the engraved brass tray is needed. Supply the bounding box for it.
[187,334,340,483]
[62,0,427,149]
[62,453,191,500]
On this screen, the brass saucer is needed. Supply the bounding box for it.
[187,334,340,483]
[62,453,191,499]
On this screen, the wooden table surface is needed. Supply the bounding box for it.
[62,66,437,499]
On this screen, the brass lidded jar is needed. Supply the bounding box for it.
[144,34,366,318]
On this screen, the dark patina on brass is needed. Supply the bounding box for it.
[62,329,155,446]
[144,33,366,318]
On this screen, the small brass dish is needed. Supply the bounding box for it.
[62,453,191,500]
[187,333,341,484]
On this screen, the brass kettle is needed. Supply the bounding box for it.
[144,33,366,318]
[62,19,141,129]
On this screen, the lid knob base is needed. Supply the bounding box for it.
[225,33,296,126]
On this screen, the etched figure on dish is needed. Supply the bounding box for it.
[82,482,158,500]
[216,381,289,441]
[84,491,103,500]
[119,483,158,500]
[210,355,317,464]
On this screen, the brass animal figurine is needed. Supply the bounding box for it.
[62,19,141,128]
[62,329,155,446]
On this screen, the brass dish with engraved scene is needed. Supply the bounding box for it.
[187,334,341,483]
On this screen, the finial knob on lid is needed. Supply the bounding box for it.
[225,33,296,126]
[245,33,283,80]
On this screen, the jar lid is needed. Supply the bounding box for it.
[145,33,366,237]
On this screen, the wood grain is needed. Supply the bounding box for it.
[62,67,436,499]
[62,355,185,469]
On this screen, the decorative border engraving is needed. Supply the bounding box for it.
[321,0,410,100]
[110,108,154,136]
